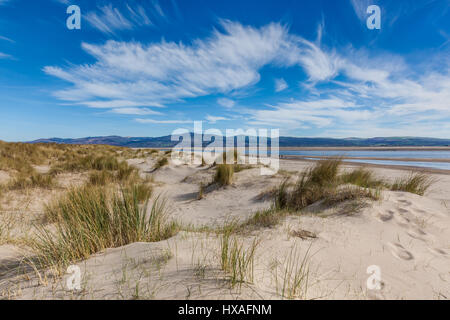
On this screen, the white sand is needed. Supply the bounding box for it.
[1,158,449,300]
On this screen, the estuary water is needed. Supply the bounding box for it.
[279,150,450,170]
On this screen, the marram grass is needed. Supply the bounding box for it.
[34,185,177,271]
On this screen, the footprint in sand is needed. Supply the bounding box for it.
[406,227,427,241]
[387,242,414,261]
[398,199,412,206]
[398,207,410,214]
[377,210,394,222]
[394,212,410,227]
[427,247,449,258]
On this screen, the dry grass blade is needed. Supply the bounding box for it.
[220,232,258,288]
[340,167,385,188]
[391,172,434,195]
[214,164,234,186]
[34,185,177,272]
[277,244,311,300]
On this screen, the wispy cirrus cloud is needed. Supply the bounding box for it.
[85,5,135,34]
[247,47,450,137]
[53,0,70,5]
[0,35,14,43]
[217,98,235,109]
[205,115,231,124]
[274,78,288,92]
[84,2,160,35]
[44,21,338,109]
[110,108,162,115]
[135,118,192,124]
[152,0,166,18]
[0,52,13,59]
[44,19,450,137]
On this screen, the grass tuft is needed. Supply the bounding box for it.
[390,172,434,196]
[154,157,169,170]
[340,167,385,188]
[241,208,289,230]
[214,164,234,186]
[220,232,258,288]
[276,159,380,213]
[88,170,114,186]
[8,172,54,190]
[276,244,311,300]
[35,185,177,271]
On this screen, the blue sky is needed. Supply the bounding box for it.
[0,0,449,141]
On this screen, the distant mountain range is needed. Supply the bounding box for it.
[29,135,450,148]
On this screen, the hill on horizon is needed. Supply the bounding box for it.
[27,135,450,148]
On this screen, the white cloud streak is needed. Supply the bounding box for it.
[85,2,156,35]
[217,98,235,109]
[135,118,192,124]
[85,5,134,35]
[44,20,450,136]
[205,115,231,124]
[45,21,338,109]
[0,52,12,59]
[0,35,14,43]
[110,108,162,115]
[275,78,288,92]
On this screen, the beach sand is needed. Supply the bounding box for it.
[1,157,449,300]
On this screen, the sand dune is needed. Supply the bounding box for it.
[1,156,449,300]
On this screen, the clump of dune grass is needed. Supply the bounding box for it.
[322,186,380,206]
[276,159,380,213]
[275,244,311,300]
[197,183,204,200]
[116,162,138,181]
[233,164,253,172]
[89,155,120,171]
[340,167,385,188]
[220,232,258,288]
[87,161,139,186]
[0,141,131,176]
[8,172,54,190]
[274,179,290,210]
[307,158,341,187]
[34,185,177,271]
[153,157,169,170]
[241,208,289,230]
[390,172,434,196]
[0,212,15,245]
[214,164,234,186]
[128,183,153,203]
[211,209,288,236]
[0,142,47,174]
[50,154,123,174]
[87,170,115,186]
